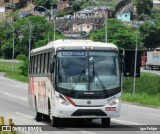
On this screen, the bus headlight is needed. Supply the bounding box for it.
[56,96,70,106]
[109,97,120,106]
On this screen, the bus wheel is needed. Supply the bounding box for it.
[35,112,42,122]
[51,116,59,127]
[43,100,51,121]
[101,118,110,127]
[35,98,42,122]
[43,114,50,121]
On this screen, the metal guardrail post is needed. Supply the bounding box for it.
[0,116,4,125]
[8,119,12,125]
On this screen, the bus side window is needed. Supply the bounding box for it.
[36,55,38,74]
[34,56,36,74]
[45,53,48,74]
[38,55,41,74]
[40,54,42,74]
[43,53,46,74]
[47,52,51,73]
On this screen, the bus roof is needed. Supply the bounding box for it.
[31,39,118,54]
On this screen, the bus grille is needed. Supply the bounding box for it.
[71,109,107,116]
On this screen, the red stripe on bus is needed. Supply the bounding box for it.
[64,96,76,106]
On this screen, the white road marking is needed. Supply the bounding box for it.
[112,119,141,125]
[15,112,33,119]
[81,131,95,134]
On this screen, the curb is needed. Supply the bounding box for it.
[122,101,160,109]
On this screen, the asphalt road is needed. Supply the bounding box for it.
[141,68,160,75]
[0,73,160,134]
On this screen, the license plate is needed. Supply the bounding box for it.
[105,107,116,111]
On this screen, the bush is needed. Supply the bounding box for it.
[16,54,27,61]
[19,59,29,76]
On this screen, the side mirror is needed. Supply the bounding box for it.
[50,62,55,73]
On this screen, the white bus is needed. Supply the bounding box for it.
[28,39,122,127]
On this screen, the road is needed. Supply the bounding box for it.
[0,73,160,134]
[141,68,160,75]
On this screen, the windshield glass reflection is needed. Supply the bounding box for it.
[57,51,120,91]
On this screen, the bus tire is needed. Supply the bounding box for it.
[43,114,50,121]
[51,116,59,127]
[43,99,51,121]
[101,118,110,127]
[35,97,42,122]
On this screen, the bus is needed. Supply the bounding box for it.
[28,39,122,127]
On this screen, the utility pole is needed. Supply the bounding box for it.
[5,20,15,75]
[93,0,108,43]
[26,19,32,61]
[38,6,56,41]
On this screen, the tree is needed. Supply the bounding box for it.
[89,18,141,49]
[134,0,153,20]
[139,21,160,49]
[0,15,64,59]
[34,0,57,9]
[71,1,83,12]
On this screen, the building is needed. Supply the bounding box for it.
[55,18,105,37]
[116,3,137,21]
[57,0,73,11]
[74,6,113,19]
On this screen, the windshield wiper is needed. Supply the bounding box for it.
[90,61,107,91]
[72,69,86,90]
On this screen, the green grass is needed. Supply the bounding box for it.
[123,73,160,95]
[122,73,160,107]
[0,62,28,82]
[122,93,160,107]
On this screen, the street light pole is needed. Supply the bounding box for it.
[93,0,107,43]
[26,19,32,61]
[5,20,15,75]
[133,33,138,94]
[38,6,56,41]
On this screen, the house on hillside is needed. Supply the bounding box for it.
[57,0,73,11]
[55,18,105,38]
[73,21,100,33]
[74,6,113,19]
[116,3,137,21]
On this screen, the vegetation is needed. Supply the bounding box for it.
[0,16,64,59]
[122,73,160,107]
[133,0,153,20]
[0,62,28,82]
[34,0,57,9]
[89,18,142,49]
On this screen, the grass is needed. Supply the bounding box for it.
[0,62,28,83]
[122,93,160,107]
[123,73,160,95]
[122,73,160,107]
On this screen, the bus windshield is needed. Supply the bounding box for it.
[57,51,120,91]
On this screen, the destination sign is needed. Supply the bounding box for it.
[62,51,85,56]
